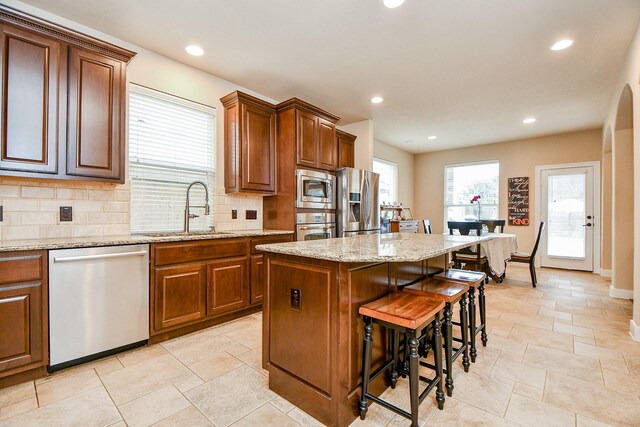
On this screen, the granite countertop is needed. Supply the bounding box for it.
[0,229,293,252]
[256,233,493,263]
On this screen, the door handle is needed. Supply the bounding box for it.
[582,223,592,227]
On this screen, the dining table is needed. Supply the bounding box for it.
[480,233,518,281]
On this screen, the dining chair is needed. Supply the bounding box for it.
[447,221,488,276]
[509,222,545,287]
[480,219,505,233]
[422,219,433,234]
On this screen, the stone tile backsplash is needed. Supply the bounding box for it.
[0,179,264,241]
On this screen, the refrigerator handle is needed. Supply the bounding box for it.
[363,175,371,224]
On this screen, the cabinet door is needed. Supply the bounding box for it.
[337,134,355,169]
[67,47,124,180]
[317,118,337,170]
[296,110,318,168]
[250,254,264,305]
[207,256,249,317]
[0,283,45,374]
[0,25,61,174]
[242,102,276,192]
[153,263,206,332]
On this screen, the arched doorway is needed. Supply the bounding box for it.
[611,85,634,299]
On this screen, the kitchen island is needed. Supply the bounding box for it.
[257,233,491,427]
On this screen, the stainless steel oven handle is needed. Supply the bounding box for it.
[53,251,148,263]
[297,225,336,231]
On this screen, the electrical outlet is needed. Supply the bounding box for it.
[290,288,301,310]
[231,209,238,219]
[246,210,257,220]
[60,206,73,222]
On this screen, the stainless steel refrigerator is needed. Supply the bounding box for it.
[336,167,380,237]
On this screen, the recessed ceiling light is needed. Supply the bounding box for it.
[427,135,437,140]
[550,39,573,51]
[383,0,405,8]
[523,117,536,124]
[185,45,204,56]
[371,96,384,104]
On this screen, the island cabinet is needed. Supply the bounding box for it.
[221,91,277,195]
[249,234,294,305]
[336,129,356,169]
[0,251,48,387]
[0,7,135,183]
[277,98,340,172]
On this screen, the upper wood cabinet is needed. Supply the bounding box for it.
[336,129,356,169]
[277,98,340,172]
[221,91,276,195]
[0,7,135,183]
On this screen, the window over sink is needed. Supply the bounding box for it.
[129,84,216,233]
[444,161,499,226]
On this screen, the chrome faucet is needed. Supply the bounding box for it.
[184,181,210,233]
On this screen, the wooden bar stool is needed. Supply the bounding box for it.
[359,292,446,427]
[437,269,487,363]
[403,277,470,397]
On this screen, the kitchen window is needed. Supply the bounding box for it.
[129,84,216,233]
[373,158,398,205]
[444,161,499,225]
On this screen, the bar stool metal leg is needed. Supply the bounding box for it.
[408,333,420,427]
[359,318,373,420]
[468,287,477,363]
[443,303,453,397]
[433,314,445,410]
[459,294,470,372]
[479,283,488,346]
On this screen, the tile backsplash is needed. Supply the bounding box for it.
[0,179,264,241]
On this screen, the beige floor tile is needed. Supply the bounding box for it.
[172,373,205,393]
[523,344,603,385]
[117,344,168,367]
[623,350,640,376]
[538,308,573,322]
[189,351,244,382]
[385,413,426,427]
[601,368,640,397]
[215,317,263,349]
[573,342,629,374]
[348,398,396,427]
[36,368,103,407]
[271,395,296,414]
[375,377,436,422]
[553,322,594,339]
[152,405,213,426]
[108,421,127,427]
[468,343,501,373]
[185,365,276,427]
[512,382,544,401]
[95,357,125,375]
[424,396,518,426]
[161,329,250,365]
[236,346,269,376]
[0,381,35,407]
[36,356,119,385]
[576,414,617,427]
[0,396,37,420]
[119,385,191,427]
[442,369,513,416]
[509,323,574,352]
[484,334,527,357]
[574,335,596,346]
[491,354,546,389]
[572,313,629,332]
[101,353,192,405]
[486,318,515,337]
[505,393,575,427]
[287,407,326,427]
[231,402,301,426]
[544,371,640,426]
[0,386,121,427]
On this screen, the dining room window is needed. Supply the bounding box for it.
[444,161,499,225]
[373,158,398,205]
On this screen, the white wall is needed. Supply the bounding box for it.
[373,140,415,209]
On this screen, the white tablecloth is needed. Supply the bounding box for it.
[481,233,518,276]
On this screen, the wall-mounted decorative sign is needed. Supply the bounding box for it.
[508,177,529,226]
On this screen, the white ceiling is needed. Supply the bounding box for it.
[14,0,640,153]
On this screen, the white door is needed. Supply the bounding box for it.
[539,166,595,271]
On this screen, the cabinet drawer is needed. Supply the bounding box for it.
[153,239,249,266]
[0,252,45,285]
[250,235,293,254]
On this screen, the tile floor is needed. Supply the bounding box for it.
[0,265,638,426]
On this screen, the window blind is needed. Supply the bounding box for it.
[444,161,499,225]
[129,85,216,233]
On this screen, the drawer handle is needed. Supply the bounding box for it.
[53,251,148,263]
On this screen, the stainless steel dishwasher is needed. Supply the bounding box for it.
[48,244,149,371]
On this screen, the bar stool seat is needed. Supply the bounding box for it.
[404,277,470,397]
[359,292,446,427]
[436,269,487,363]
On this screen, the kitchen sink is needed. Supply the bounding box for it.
[140,231,231,238]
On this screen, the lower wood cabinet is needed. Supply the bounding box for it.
[250,255,264,305]
[0,251,48,379]
[207,256,249,317]
[153,263,207,332]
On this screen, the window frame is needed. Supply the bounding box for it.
[373,157,399,205]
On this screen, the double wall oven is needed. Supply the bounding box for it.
[295,169,336,241]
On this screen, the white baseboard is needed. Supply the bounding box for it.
[599,269,612,278]
[609,285,634,299]
[631,320,640,342]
